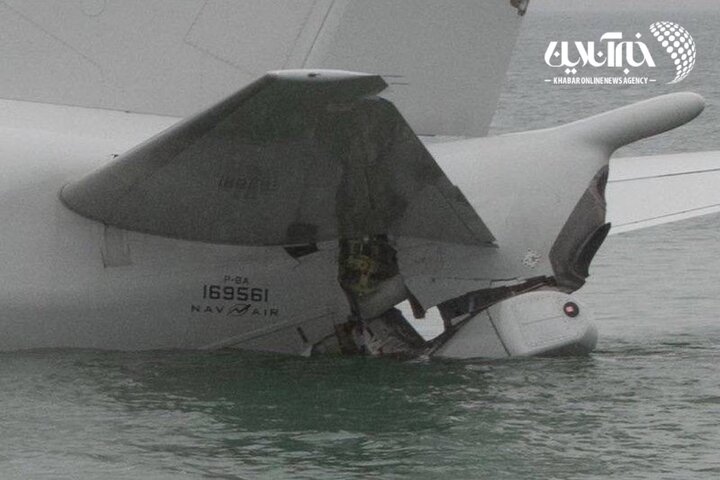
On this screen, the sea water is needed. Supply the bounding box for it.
[1,9,719,480]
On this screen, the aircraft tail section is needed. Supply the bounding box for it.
[60,70,496,248]
[551,93,705,288]
[566,92,706,153]
[430,92,705,290]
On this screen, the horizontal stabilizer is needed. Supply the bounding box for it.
[61,70,495,247]
[607,151,720,234]
[432,92,705,245]
[566,92,705,152]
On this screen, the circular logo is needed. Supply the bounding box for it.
[649,22,696,84]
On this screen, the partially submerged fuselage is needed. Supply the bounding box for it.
[0,77,704,359]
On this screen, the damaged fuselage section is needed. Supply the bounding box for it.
[50,71,703,358]
[328,233,599,360]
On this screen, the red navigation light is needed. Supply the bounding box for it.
[563,302,580,318]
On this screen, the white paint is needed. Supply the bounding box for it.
[0,124,350,352]
[607,151,720,233]
[0,0,523,137]
[433,292,598,359]
[0,89,713,355]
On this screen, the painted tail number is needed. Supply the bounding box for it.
[202,285,270,303]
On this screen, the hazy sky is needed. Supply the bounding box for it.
[533,0,717,12]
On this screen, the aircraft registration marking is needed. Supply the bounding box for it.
[202,285,269,302]
[191,275,280,318]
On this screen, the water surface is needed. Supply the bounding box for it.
[2,9,720,480]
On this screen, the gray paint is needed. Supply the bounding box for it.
[62,70,495,247]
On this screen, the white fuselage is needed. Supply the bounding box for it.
[0,90,703,355]
[0,100,503,353]
[0,103,355,352]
